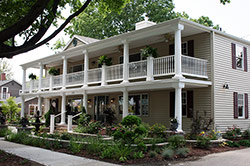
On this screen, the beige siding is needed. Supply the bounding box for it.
[65,39,85,51]
[214,34,250,131]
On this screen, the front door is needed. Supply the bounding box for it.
[94,96,109,121]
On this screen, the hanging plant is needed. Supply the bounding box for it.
[98,55,112,66]
[28,73,37,80]
[140,45,158,58]
[48,67,59,76]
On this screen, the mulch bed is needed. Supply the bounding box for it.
[0,150,44,166]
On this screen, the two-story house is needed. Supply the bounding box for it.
[19,18,250,132]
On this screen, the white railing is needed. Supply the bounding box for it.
[41,77,50,89]
[153,55,175,76]
[182,55,208,78]
[88,68,102,83]
[33,80,39,90]
[66,71,84,86]
[52,75,63,87]
[106,64,123,81]
[129,60,147,79]
[25,81,30,91]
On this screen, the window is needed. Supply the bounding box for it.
[69,64,83,73]
[72,39,77,47]
[118,94,149,116]
[1,87,8,99]
[236,45,244,69]
[238,93,245,118]
[119,53,141,64]
[181,42,188,55]
[182,92,187,116]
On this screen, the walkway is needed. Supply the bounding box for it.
[173,148,250,166]
[0,138,119,166]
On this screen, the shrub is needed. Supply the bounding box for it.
[162,148,174,159]
[242,129,250,139]
[226,141,240,147]
[196,136,210,149]
[77,113,91,127]
[223,126,241,140]
[44,108,53,127]
[121,115,141,127]
[168,135,186,149]
[0,128,10,137]
[132,151,144,159]
[149,151,158,158]
[60,133,72,140]
[238,140,250,147]
[149,123,166,138]
[176,147,189,158]
[69,139,84,154]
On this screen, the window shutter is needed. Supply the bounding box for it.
[245,93,248,119]
[187,91,194,118]
[188,40,194,57]
[233,92,238,119]
[232,43,236,69]
[170,92,175,118]
[169,44,175,55]
[244,47,248,72]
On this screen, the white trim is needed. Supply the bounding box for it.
[1,86,8,99]
[238,93,245,118]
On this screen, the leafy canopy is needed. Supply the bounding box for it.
[0,97,21,123]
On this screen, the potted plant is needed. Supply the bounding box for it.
[170,118,178,131]
[140,45,158,59]
[28,73,37,80]
[48,67,59,76]
[98,55,112,66]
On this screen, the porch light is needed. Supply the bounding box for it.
[88,99,91,104]
[110,98,115,103]
[223,83,229,89]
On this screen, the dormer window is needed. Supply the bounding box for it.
[73,39,78,47]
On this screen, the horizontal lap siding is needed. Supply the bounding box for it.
[214,34,250,131]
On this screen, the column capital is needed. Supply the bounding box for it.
[121,39,129,44]
[173,82,185,89]
[38,62,43,66]
[177,24,184,31]
[22,66,27,70]
[62,56,67,60]
[83,49,88,55]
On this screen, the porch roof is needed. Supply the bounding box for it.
[20,18,250,69]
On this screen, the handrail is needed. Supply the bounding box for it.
[54,113,62,118]
[72,112,82,119]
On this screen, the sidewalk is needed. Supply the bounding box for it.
[0,138,119,166]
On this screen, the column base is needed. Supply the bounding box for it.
[61,87,66,90]
[146,77,154,81]
[172,74,185,80]
[58,122,66,126]
[82,85,88,88]
[121,80,129,84]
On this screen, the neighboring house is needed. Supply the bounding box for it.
[19,17,250,132]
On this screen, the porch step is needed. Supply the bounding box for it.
[54,124,77,133]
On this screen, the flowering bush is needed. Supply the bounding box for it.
[222,126,241,140]
[149,123,166,138]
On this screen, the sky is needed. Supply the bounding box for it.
[8,0,250,83]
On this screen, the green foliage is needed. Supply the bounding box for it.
[77,113,91,127]
[44,108,53,127]
[226,141,240,148]
[0,128,10,137]
[140,46,158,58]
[48,67,59,76]
[242,129,250,139]
[69,139,84,154]
[28,73,37,80]
[51,38,66,53]
[121,115,141,127]
[149,151,158,158]
[220,0,231,5]
[238,140,250,147]
[196,136,210,149]
[75,120,103,134]
[0,97,20,123]
[168,135,186,149]
[176,147,189,158]
[161,148,174,159]
[132,151,144,159]
[149,123,166,138]
[97,55,112,66]
[0,58,13,79]
[222,126,242,140]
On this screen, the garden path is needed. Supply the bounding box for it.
[0,138,119,166]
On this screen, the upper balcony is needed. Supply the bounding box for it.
[23,55,207,93]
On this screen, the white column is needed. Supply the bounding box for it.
[38,96,42,116]
[122,89,128,118]
[101,64,107,86]
[49,76,53,91]
[60,93,66,125]
[21,97,25,118]
[146,56,154,81]
[67,115,72,132]
[38,63,43,91]
[83,50,89,87]
[50,115,55,134]
[122,40,129,84]
[173,24,184,79]
[22,67,26,92]
[83,91,88,114]
[174,83,185,132]
[62,56,67,89]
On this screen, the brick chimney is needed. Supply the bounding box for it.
[1,73,6,81]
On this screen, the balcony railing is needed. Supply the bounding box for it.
[24,55,208,92]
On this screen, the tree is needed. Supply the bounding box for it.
[0,58,13,79]
[0,0,129,58]
[65,0,222,40]
[0,97,21,123]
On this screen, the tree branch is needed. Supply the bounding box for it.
[0,0,92,58]
[0,0,50,43]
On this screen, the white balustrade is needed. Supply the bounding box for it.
[129,60,147,79]
[41,77,50,89]
[153,55,175,76]
[25,81,30,91]
[182,55,208,78]
[106,64,123,81]
[66,71,84,86]
[33,80,39,90]
[52,75,63,87]
[88,68,102,83]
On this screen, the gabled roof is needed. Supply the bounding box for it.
[63,35,100,51]
[0,79,22,87]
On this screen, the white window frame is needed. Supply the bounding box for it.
[238,93,245,118]
[181,41,188,55]
[1,87,8,99]
[118,93,149,116]
[236,45,244,70]
[182,91,187,117]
